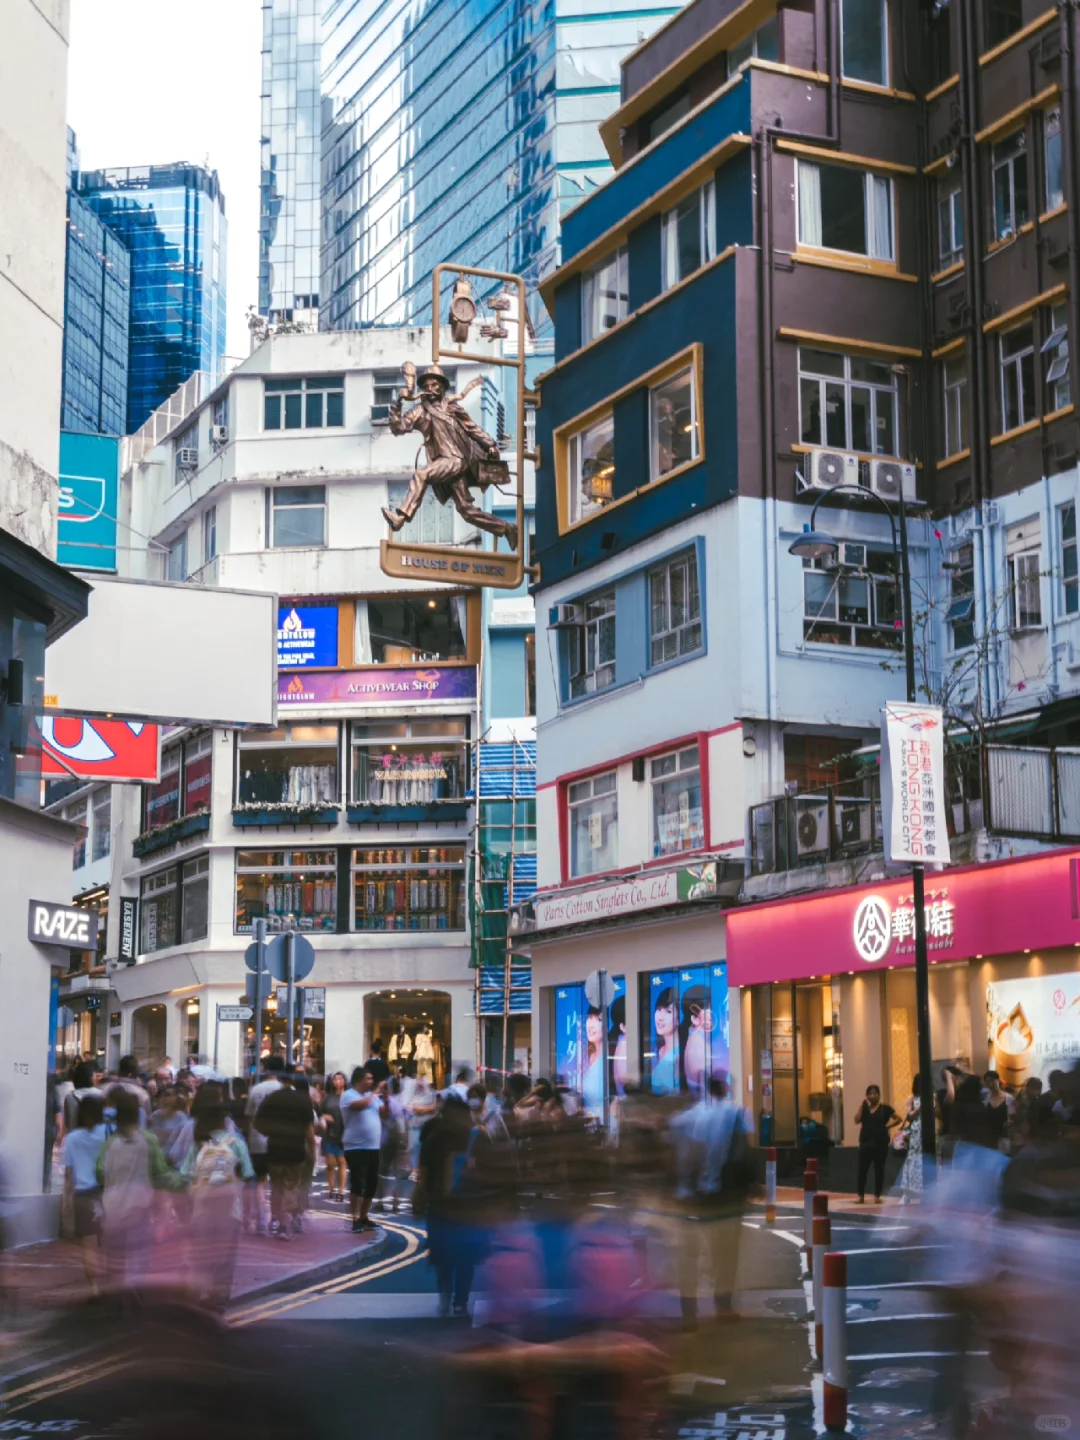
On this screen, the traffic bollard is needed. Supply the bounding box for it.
[803,1168,818,1250]
[822,1252,848,1431]
[805,1156,818,1174]
[765,1147,777,1224]
[808,1192,829,1277]
[812,1212,831,1358]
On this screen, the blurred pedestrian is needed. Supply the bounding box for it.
[245,1055,284,1233]
[1013,1075,1045,1149]
[342,1068,387,1233]
[96,1086,183,1290]
[62,1060,104,1135]
[896,1074,925,1201]
[150,1085,194,1170]
[854,1084,899,1203]
[318,1071,347,1202]
[416,1092,475,1316]
[181,1082,254,1307]
[982,1069,1013,1152]
[364,1040,390,1086]
[62,1093,107,1297]
[252,1066,314,1240]
[373,1076,408,1214]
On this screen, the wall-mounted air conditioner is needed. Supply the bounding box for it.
[839,541,867,569]
[549,603,583,629]
[211,425,228,445]
[794,800,829,856]
[868,458,916,503]
[176,447,199,468]
[806,448,859,492]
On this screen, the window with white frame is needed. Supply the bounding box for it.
[180,855,210,944]
[92,789,111,862]
[798,347,898,454]
[568,414,615,525]
[386,479,454,543]
[1044,107,1063,212]
[1061,502,1078,615]
[1009,550,1042,629]
[943,357,968,457]
[937,183,964,269]
[650,366,699,478]
[352,846,465,932]
[661,181,716,290]
[202,505,217,564]
[649,550,702,665]
[372,369,405,421]
[802,549,901,648]
[948,544,976,649]
[1000,323,1036,431]
[263,375,344,429]
[350,717,469,805]
[727,14,779,73]
[581,247,629,344]
[267,484,326,547]
[569,591,616,699]
[236,724,339,809]
[992,131,1029,240]
[568,771,618,877]
[841,0,888,85]
[1044,302,1070,412]
[797,160,894,261]
[651,746,703,858]
[167,531,188,582]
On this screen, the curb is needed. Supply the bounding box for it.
[229,1228,397,1305]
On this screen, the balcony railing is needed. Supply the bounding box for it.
[749,744,1080,875]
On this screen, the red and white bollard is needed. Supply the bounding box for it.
[812,1211,831,1358]
[765,1146,777,1224]
[808,1192,829,1278]
[822,1252,848,1431]
[805,1156,819,1175]
[803,1167,818,1250]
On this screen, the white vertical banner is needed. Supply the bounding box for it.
[880,702,951,865]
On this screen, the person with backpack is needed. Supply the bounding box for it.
[180,1082,254,1307]
[95,1085,185,1292]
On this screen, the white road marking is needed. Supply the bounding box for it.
[848,1313,948,1325]
[840,1243,949,1256]
[848,1351,989,1361]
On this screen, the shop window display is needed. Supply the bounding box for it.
[143,747,181,831]
[355,594,467,664]
[350,718,468,805]
[641,965,729,1096]
[235,849,338,933]
[751,979,841,1147]
[236,724,339,808]
[352,846,466,931]
[554,977,627,1116]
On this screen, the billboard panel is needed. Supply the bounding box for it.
[57,432,120,572]
[44,578,277,727]
[277,604,339,669]
[40,718,160,783]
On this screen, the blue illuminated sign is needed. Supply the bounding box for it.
[57,432,120,572]
[277,604,339,669]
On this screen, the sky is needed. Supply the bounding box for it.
[67,0,263,362]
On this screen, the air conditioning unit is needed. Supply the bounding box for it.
[839,541,867,569]
[176,447,199,468]
[868,458,916,503]
[806,447,859,491]
[795,801,829,857]
[549,603,583,629]
[211,424,228,444]
[370,404,391,423]
[836,796,873,848]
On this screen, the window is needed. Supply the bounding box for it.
[350,717,469,805]
[174,420,198,484]
[943,357,968,457]
[568,772,618,877]
[386,480,454,543]
[797,161,894,260]
[355,593,467,663]
[525,404,536,454]
[1044,302,1070,412]
[841,0,888,86]
[184,731,213,815]
[167,531,188,582]
[263,376,344,430]
[646,92,690,143]
[649,551,702,665]
[948,544,976,649]
[92,789,111,862]
[581,247,629,344]
[1044,107,1064,212]
[992,131,1029,240]
[727,14,779,73]
[180,856,210,944]
[236,724,339,808]
[802,549,901,648]
[798,347,899,455]
[1010,550,1042,629]
[202,506,217,564]
[212,393,229,431]
[569,591,616,699]
[651,746,703,858]
[236,849,338,934]
[268,484,326,547]
[661,181,716,289]
[63,799,88,869]
[352,846,466,932]
[568,414,615,525]
[372,369,404,421]
[985,0,1022,49]
[1000,323,1036,431]
[140,866,178,954]
[142,747,181,832]
[650,366,699,479]
[937,183,964,269]
[526,633,536,716]
[928,2,952,87]
[1061,503,1078,615]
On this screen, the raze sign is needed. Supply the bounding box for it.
[28,901,98,949]
[40,718,160,783]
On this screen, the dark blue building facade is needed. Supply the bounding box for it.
[61,191,132,437]
[78,164,227,433]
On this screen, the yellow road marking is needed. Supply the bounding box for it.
[1,1355,125,1405]
[1,1360,132,1417]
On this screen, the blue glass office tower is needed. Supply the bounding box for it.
[261,0,323,327]
[320,0,679,342]
[78,164,227,433]
[62,163,132,436]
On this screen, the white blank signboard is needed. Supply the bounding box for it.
[45,578,278,727]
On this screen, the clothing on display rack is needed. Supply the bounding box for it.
[358,749,463,806]
[240,763,336,807]
[388,1029,413,1064]
[414,1028,435,1081]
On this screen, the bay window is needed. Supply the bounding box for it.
[235,849,338,934]
[236,724,339,808]
[352,846,466,931]
[568,414,616,525]
[350,718,469,805]
[999,323,1035,432]
[568,771,618,877]
[660,181,716,289]
[798,347,898,455]
[651,746,704,858]
[797,160,894,261]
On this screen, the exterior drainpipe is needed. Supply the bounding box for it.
[1059,1,1080,449]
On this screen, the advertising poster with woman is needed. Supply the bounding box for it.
[553,976,627,1115]
[643,965,729,1095]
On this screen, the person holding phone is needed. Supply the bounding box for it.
[854,1085,899,1203]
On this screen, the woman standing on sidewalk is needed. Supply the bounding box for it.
[319,1072,347,1202]
[96,1087,185,1291]
[181,1083,254,1308]
[896,1075,925,1202]
[854,1085,899,1204]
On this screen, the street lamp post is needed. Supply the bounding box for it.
[789,485,937,1165]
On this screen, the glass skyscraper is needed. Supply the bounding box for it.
[62,141,132,437]
[260,0,323,328]
[78,164,227,433]
[319,0,679,343]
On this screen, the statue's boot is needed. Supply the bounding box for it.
[382,506,406,532]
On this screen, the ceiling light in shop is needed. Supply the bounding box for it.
[427,599,437,609]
